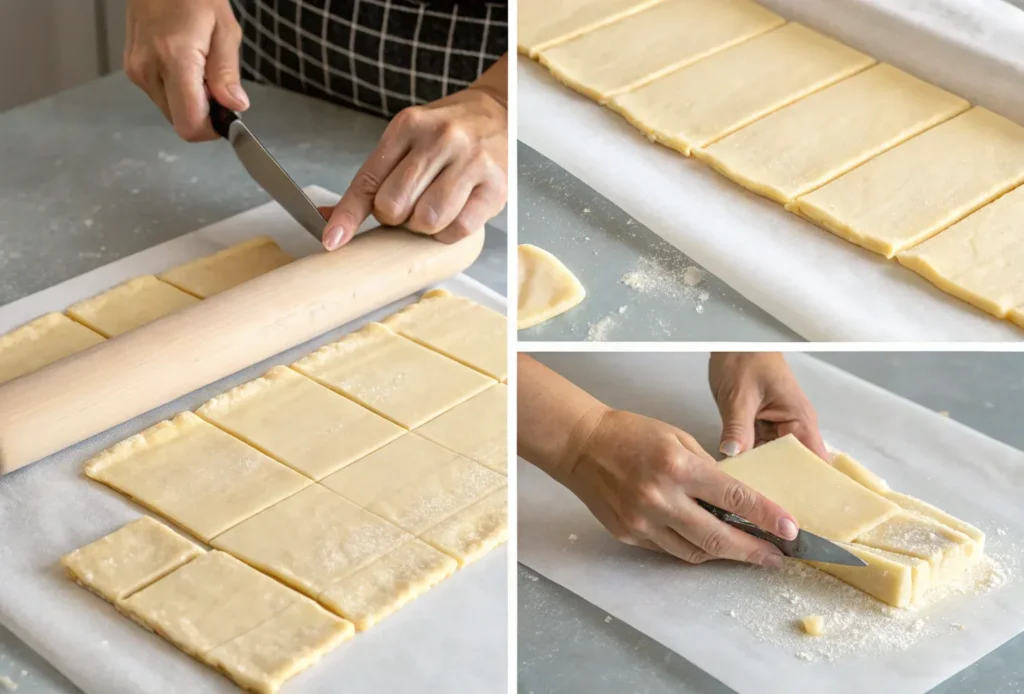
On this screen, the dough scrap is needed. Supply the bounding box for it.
[800,615,824,636]
[292,323,495,429]
[419,486,508,566]
[537,0,783,102]
[518,244,586,330]
[60,516,202,603]
[793,107,1024,257]
[382,289,507,381]
[697,64,968,204]
[66,276,200,337]
[610,23,874,155]
[160,236,293,299]
[806,542,929,608]
[0,313,104,386]
[718,435,899,542]
[415,383,508,474]
[85,412,311,542]
[196,366,405,481]
[518,0,662,56]
[830,451,890,495]
[897,183,1024,319]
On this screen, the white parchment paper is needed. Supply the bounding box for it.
[0,188,508,693]
[518,0,1024,342]
[518,352,1024,693]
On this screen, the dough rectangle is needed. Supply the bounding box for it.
[805,542,928,608]
[610,23,875,156]
[159,236,293,299]
[518,0,664,56]
[419,486,508,566]
[66,275,200,338]
[0,312,104,386]
[415,383,508,474]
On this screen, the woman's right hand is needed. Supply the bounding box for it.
[124,0,249,141]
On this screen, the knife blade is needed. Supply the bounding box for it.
[696,499,867,566]
[210,99,326,240]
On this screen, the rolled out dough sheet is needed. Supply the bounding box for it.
[320,433,506,535]
[518,0,663,56]
[793,107,1024,257]
[536,0,783,102]
[195,366,405,481]
[0,312,104,386]
[518,244,586,330]
[419,487,508,567]
[415,383,508,474]
[897,183,1024,319]
[696,64,968,204]
[609,23,874,155]
[381,289,507,381]
[292,323,495,429]
[60,516,203,603]
[830,451,891,495]
[65,275,200,338]
[85,412,311,542]
[717,435,899,542]
[159,235,293,299]
[806,542,928,608]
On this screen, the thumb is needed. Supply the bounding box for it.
[205,22,248,111]
[717,389,760,458]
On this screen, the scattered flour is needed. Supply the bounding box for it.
[157,151,180,163]
[568,534,578,543]
[586,315,617,342]
[618,305,628,314]
[604,616,613,623]
[619,254,711,313]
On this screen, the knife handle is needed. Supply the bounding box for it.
[696,499,784,547]
[209,98,238,139]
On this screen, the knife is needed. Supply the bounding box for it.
[209,99,326,240]
[696,499,867,567]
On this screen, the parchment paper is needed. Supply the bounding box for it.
[0,188,507,693]
[518,0,1024,342]
[518,352,1024,693]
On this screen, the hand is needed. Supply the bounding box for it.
[708,353,827,460]
[124,0,248,141]
[563,409,798,567]
[321,86,508,250]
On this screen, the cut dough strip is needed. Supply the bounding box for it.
[518,244,586,330]
[0,313,104,386]
[518,0,664,56]
[66,275,199,338]
[415,383,508,475]
[159,236,293,299]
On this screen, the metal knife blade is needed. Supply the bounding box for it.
[696,499,867,567]
[210,99,326,240]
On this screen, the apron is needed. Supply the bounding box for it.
[231,0,508,118]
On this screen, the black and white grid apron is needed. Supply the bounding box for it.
[230,0,508,119]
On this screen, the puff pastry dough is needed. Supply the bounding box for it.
[66,275,200,337]
[518,244,586,330]
[160,236,292,298]
[416,384,508,474]
[0,313,104,385]
[518,0,662,56]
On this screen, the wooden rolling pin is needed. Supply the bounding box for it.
[0,227,485,474]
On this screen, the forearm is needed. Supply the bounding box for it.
[469,54,508,109]
[517,354,609,483]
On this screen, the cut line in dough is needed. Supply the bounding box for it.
[518,244,586,330]
[0,312,104,386]
[66,275,200,337]
[415,383,508,475]
[518,0,663,56]
[419,486,508,566]
[159,236,293,299]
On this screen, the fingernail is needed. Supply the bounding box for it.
[760,552,784,569]
[229,84,249,108]
[720,440,741,457]
[778,518,798,540]
[323,227,343,250]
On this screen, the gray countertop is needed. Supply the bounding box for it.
[519,353,1024,694]
[0,72,506,694]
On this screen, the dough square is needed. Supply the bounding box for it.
[85,412,311,542]
[806,542,928,608]
[793,107,1024,257]
[160,236,293,299]
[537,0,783,102]
[415,384,508,475]
[518,244,586,330]
[610,23,874,156]
[320,433,506,534]
[120,551,302,658]
[196,366,405,481]
[61,516,203,603]
[319,539,457,631]
[696,63,968,204]
[381,289,507,381]
[66,276,200,337]
[420,486,508,566]
[0,312,104,385]
[291,323,495,429]
[897,183,1024,318]
[518,0,661,56]
[206,600,353,694]
[211,484,412,597]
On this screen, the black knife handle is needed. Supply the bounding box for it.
[209,98,239,139]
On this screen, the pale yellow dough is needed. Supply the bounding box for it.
[537,0,783,102]
[610,23,874,155]
[160,236,293,299]
[292,323,494,429]
[855,512,975,588]
[696,64,968,204]
[196,366,404,481]
[0,313,104,385]
[897,183,1024,319]
[66,275,200,337]
[793,107,1024,257]
[60,516,202,602]
[420,487,508,566]
[85,412,311,542]
[382,289,508,381]
[830,451,890,495]
[518,244,586,330]
[416,383,508,474]
[518,0,663,56]
[806,542,929,608]
[800,615,824,636]
[884,491,985,555]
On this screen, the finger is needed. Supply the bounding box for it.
[406,164,478,235]
[324,138,409,250]
[149,75,174,124]
[206,21,249,111]
[776,419,829,462]
[433,184,504,244]
[668,500,785,567]
[373,145,453,227]
[164,55,217,141]
[689,466,798,541]
[647,526,714,565]
[717,386,760,458]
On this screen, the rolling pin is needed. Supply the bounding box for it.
[0,227,485,474]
